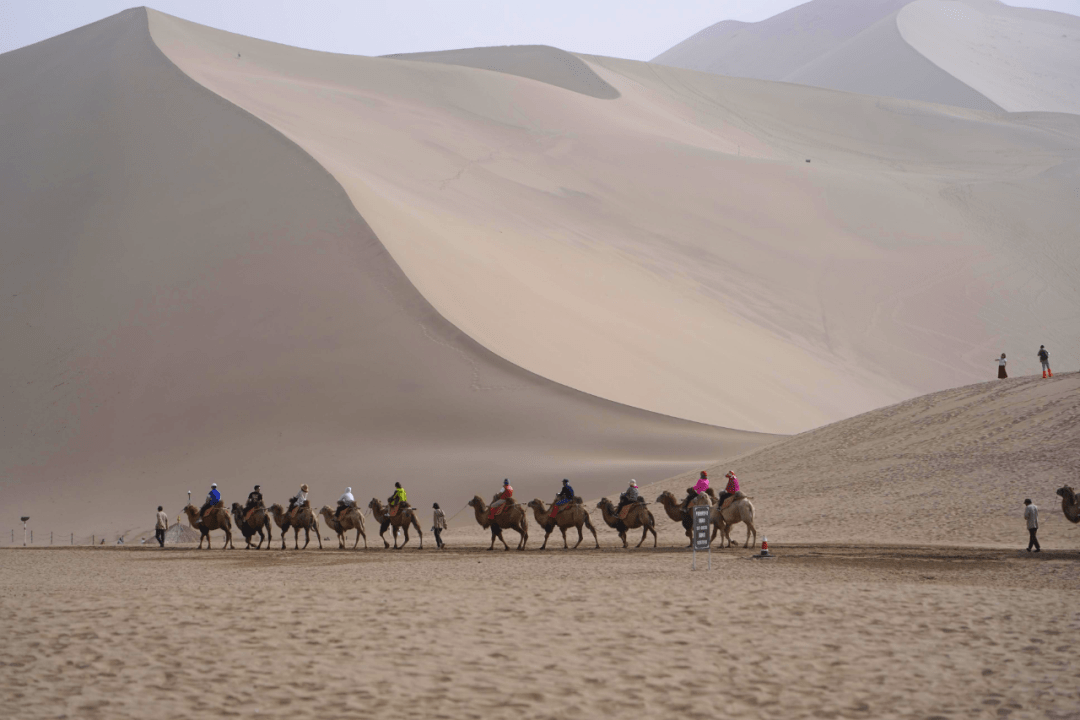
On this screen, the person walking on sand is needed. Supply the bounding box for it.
[1037,345,1052,378]
[155,506,168,547]
[997,353,1008,379]
[432,502,447,549]
[1024,499,1040,552]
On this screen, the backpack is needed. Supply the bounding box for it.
[1039,349,1049,361]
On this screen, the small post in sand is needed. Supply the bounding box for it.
[691,506,711,570]
[21,517,29,547]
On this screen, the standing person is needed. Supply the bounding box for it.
[432,503,447,549]
[155,506,168,547]
[1024,499,1040,552]
[997,353,1008,379]
[1037,345,1052,378]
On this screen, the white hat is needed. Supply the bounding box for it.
[346,487,352,493]
[211,483,218,488]
[629,479,638,487]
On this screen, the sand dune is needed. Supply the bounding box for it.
[0,9,773,539]
[654,0,1078,114]
[150,8,1080,435]
[3,8,1079,538]
[651,372,1080,548]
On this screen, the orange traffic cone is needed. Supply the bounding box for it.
[759,537,770,557]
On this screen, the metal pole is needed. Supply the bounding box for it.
[51,531,53,545]
[71,533,73,546]
[23,523,27,547]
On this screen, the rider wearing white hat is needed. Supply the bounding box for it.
[615,479,640,515]
[336,487,356,518]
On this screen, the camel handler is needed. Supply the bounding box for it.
[336,487,356,519]
[288,483,310,521]
[550,478,574,518]
[199,483,221,517]
[432,502,447,549]
[718,471,741,508]
[615,479,640,516]
[243,484,263,523]
[155,506,168,547]
[489,479,513,520]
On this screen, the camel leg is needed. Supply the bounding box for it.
[226,528,234,550]
[399,523,410,549]
[414,518,423,550]
[265,519,272,550]
[585,517,599,548]
[379,520,391,549]
[560,526,569,549]
[497,526,510,551]
[619,531,628,549]
[745,520,756,549]
[540,528,551,550]
[636,525,649,548]
[487,525,498,551]
[314,521,322,549]
[517,524,528,551]
[573,524,584,549]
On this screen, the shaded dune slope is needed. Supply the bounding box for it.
[0,9,773,536]
[651,373,1080,547]
[384,45,620,99]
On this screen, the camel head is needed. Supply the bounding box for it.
[527,499,544,511]
[468,495,486,510]
[269,503,285,519]
[1058,485,1075,501]
[656,491,677,505]
[319,505,334,518]
[596,498,613,512]
[368,498,383,513]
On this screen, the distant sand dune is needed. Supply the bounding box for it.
[654,0,1077,114]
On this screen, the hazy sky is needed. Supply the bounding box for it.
[1,0,1076,60]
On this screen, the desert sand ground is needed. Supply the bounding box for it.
[1,544,1077,720]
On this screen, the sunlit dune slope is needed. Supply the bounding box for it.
[0,8,775,537]
[150,9,1080,434]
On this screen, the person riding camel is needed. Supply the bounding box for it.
[243,484,263,523]
[718,471,741,508]
[683,471,710,510]
[200,483,221,517]
[387,482,407,516]
[336,487,356,519]
[288,483,310,520]
[489,479,513,520]
[551,478,575,518]
[615,479,640,516]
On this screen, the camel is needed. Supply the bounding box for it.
[595,498,657,548]
[230,502,272,549]
[1058,485,1080,524]
[368,499,423,549]
[319,505,368,549]
[655,489,716,546]
[468,495,528,551]
[714,495,758,549]
[268,502,323,550]
[527,498,599,550]
[181,503,235,550]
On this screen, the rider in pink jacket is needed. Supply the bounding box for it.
[682,471,710,509]
[718,471,740,506]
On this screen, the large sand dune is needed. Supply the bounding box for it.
[3,8,1079,537]
[654,0,1079,114]
[149,8,1080,434]
[0,9,774,538]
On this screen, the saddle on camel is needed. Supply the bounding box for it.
[489,479,516,520]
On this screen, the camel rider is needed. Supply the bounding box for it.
[243,484,263,522]
[336,487,356,518]
[683,471,710,509]
[551,478,575,517]
[388,482,407,508]
[288,484,310,519]
[489,479,513,518]
[615,479,640,515]
[200,483,221,517]
[718,471,741,508]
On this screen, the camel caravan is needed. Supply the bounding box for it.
[177,471,761,552]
